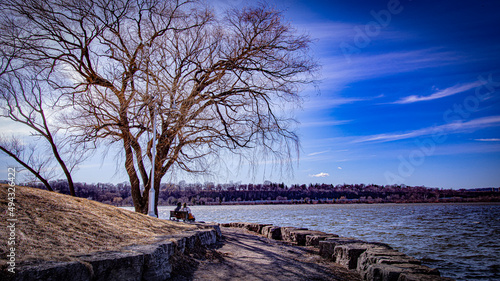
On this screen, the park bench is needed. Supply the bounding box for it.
[169,211,189,221]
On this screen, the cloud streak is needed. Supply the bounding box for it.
[300,119,352,128]
[319,48,462,89]
[303,96,367,110]
[392,81,485,104]
[303,94,385,111]
[475,138,500,142]
[307,150,330,156]
[353,115,500,143]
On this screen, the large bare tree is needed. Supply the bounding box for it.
[1,0,317,213]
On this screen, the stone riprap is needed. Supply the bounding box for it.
[221,222,454,281]
[306,233,339,246]
[3,224,221,281]
[261,225,282,240]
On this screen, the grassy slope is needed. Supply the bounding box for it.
[0,184,197,266]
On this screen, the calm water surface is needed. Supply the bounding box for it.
[154,203,500,281]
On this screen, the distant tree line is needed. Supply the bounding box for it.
[7,180,499,206]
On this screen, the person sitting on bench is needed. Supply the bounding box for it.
[174,202,182,212]
[181,203,195,221]
[170,202,187,221]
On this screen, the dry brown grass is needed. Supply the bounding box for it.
[0,184,198,265]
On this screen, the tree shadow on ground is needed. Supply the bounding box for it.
[169,230,361,281]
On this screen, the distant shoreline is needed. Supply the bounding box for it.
[190,198,500,205]
[12,181,500,207]
[117,200,500,208]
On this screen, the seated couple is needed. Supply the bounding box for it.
[173,202,195,221]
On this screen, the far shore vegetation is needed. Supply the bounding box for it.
[6,180,499,207]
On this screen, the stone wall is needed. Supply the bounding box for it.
[2,223,221,281]
[221,222,454,281]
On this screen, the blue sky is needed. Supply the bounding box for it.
[282,0,500,188]
[2,0,500,188]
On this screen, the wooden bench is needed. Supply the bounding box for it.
[169,211,189,221]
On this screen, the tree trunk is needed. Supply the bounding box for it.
[48,140,76,196]
[124,136,147,213]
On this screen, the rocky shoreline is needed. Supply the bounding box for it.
[4,221,456,281]
[222,222,455,281]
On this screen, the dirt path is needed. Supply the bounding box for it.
[170,227,362,281]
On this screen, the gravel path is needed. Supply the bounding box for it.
[170,227,362,281]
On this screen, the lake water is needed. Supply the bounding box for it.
[153,203,500,281]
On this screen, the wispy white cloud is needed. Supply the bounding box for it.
[392,81,485,104]
[304,96,366,109]
[304,95,384,110]
[353,115,500,143]
[300,119,352,128]
[309,172,330,178]
[294,21,365,43]
[319,48,462,89]
[475,138,500,142]
[307,150,330,157]
[419,142,500,156]
[294,21,415,53]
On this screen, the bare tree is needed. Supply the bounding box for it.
[1,0,317,213]
[0,68,88,195]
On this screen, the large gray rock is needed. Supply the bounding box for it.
[262,225,282,240]
[244,223,272,234]
[243,222,257,232]
[360,263,440,281]
[398,273,455,281]
[333,243,390,270]
[78,251,145,281]
[319,237,362,260]
[198,229,218,246]
[3,261,91,281]
[169,233,189,254]
[169,229,218,255]
[184,231,200,251]
[357,248,421,273]
[281,227,308,243]
[305,233,339,246]
[124,241,174,280]
[222,222,245,228]
[288,230,326,246]
[197,223,222,239]
[222,222,274,235]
